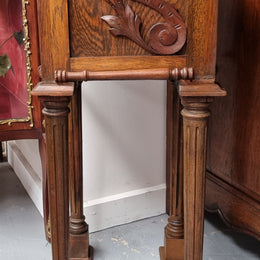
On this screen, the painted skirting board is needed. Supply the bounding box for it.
[85,184,166,232]
[7,141,166,232]
[7,141,43,216]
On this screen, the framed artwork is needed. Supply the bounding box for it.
[0,0,33,126]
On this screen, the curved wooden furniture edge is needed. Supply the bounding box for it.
[206,171,260,241]
[32,81,75,97]
[178,80,227,97]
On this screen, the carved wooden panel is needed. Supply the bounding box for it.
[68,0,188,57]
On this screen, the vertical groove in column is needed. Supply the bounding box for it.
[42,98,71,260]
[181,99,211,260]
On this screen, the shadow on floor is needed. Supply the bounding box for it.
[205,211,260,259]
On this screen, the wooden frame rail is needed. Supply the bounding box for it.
[54,68,194,82]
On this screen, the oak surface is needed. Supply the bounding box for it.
[206,0,260,240]
[33,0,225,259]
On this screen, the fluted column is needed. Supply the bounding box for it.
[178,80,226,260]
[42,96,71,260]
[32,81,74,260]
[181,96,212,260]
[161,80,226,260]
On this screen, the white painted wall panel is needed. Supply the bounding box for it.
[82,80,166,201]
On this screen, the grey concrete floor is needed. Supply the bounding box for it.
[1,162,260,260]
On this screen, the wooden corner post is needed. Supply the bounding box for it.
[32,82,74,260]
[179,81,226,260]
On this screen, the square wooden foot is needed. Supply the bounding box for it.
[159,238,184,260]
[69,233,94,260]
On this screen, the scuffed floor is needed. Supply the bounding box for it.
[1,162,260,260]
[90,215,167,259]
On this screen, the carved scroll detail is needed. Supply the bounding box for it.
[101,0,186,55]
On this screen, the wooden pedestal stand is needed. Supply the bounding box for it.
[32,1,224,259]
[32,72,225,260]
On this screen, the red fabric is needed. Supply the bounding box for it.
[0,0,28,120]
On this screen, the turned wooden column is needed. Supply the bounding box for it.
[69,82,93,260]
[179,81,226,260]
[160,80,184,260]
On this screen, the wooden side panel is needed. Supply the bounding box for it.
[207,0,260,198]
[206,0,238,184]
[231,0,260,196]
[68,0,189,57]
[206,0,260,241]
[36,0,70,80]
[206,173,260,241]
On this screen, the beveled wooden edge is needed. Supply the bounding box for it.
[70,56,186,71]
[178,80,227,97]
[205,171,260,241]
[31,81,75,97]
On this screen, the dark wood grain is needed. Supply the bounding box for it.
[101,0,186,55]
[69,0,188,57]
[206,0,260,240]
[206,172,260,240]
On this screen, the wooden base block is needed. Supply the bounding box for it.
[159,238,184,260]
[69,233,93,260]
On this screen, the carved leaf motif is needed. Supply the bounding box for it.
[102,4,143,41]
[102,0,187,55]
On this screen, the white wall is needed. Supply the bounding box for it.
[8,80,167,232]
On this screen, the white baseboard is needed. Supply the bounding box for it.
[84,184,166,233]
[7,141,43,216]
[7,141,166,232]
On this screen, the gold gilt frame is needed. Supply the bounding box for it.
[0,0,34,127]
